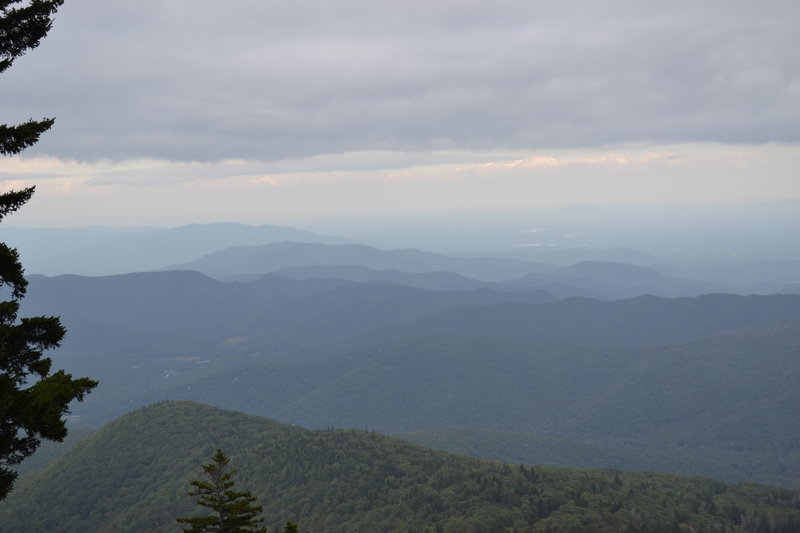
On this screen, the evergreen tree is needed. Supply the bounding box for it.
[274,522,304,533]
[177,449,268,533]
[0,0,97,501]
[0,0,63,151]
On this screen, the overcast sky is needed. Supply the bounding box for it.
[1,0,798,228]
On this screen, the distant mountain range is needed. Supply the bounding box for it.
[498,245,665,267]
[156,322,800,459]
[507,260,726,298]
[166,240,745,298]
[6,220,796,292]
[365,292,800,346]
[6,220,800,506]
[274,264,520,292]
[15,267,800,488]
[273,260,728,298]
[666,259,800,294]
[166,241,553,282]
[4,223,352,276]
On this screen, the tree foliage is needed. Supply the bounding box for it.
[0,0,97,501]
[0,0,62,155]
[177,449,267,533]
[3,402,800,532]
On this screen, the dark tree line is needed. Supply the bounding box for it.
[0,0,97,500]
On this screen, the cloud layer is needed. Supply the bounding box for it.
[1,0,798,162]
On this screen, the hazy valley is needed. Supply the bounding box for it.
[2,218,800,531]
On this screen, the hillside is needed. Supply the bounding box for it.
[15,271,800,488]
[269,323,800,456]
[22,270,555,365]
[369,293,800,346]
[397,426,799,491]
[119,321,800,487]
[507,261,727,299]
[275,264,518,292]
[3,402,800,532]
[21,271,557,427]
[15,271,800,487]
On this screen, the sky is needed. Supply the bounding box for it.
[0,0,799,229]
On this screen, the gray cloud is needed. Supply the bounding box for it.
[1,0,798,162]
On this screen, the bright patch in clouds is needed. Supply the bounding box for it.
[2,142,798,228]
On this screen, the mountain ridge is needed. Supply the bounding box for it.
[6,223,353,276]
[4,401,800,532]
[166,241,552,282]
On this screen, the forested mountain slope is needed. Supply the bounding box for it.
[124,321,800,487]
[15,272,800,488]
[368,293,800,346]
[3,402,800,533]
[506,260,726,298]
[23,271,555,359]
[275,264,519,292]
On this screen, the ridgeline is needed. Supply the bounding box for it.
[2,401,800,532]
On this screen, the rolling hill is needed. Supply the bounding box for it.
[120,322,800,487]
[20,271,556,426]
[274,264,520,292]
[15,271,800,488]
[507,261,727,299]
[3,401,800,532]
[367,293,800,347]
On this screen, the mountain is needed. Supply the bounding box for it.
[22,270,278,354]
[133,321,800,487]
[275,264,520,292]
[501,246,665,267]
[506,260,727,299]
[3,401,799,532]
[166,241,552,281]
[370,293,800,347]
[269,324,800,447]
[170,242,733,299]
[16,270,800,487]
[666,259,800,294]
[23,271,554,362]
[396,427,772,486]
[5,223,352,276]
[20,272,800,436]
[20,271,555,426]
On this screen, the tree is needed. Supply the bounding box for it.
[0,0,97,501]
[274,522,305,533]
[177,449,268,533]
[0,0,63,152]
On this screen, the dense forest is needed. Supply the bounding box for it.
[18,269,800,489]
[3,402,800,532]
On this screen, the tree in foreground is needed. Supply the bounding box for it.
[1,0,98,501]
[177,449,268,533]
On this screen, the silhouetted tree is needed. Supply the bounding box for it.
[0,0,97,501]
